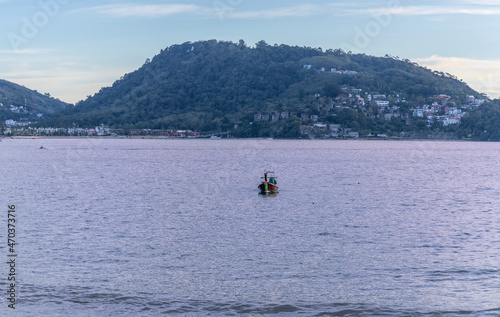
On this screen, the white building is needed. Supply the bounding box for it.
[413,109,424,117]
[443,117,461,126]
[329,124,341,132]
[95,125,110,136]
[375,100,389,107]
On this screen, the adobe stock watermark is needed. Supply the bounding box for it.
[8,0,70,50]
[341,0,401,53]
[213,0,243,20]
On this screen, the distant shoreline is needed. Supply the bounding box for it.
[0,136,479,142]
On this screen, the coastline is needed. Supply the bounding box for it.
[0,135,477,142]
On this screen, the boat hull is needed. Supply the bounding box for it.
[258,182,279,193]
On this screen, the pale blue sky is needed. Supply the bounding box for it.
[1,0,500,103]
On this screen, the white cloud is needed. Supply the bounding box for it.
[71,4,201,18]
[67,2,500,20]
[214,2,500,19]
[217,3,380,19]
[0,48,55,55]
[0,50,128,104]
[415,55,500,98]
[2,67,129,104]
[224,4,325,19]
[460,0,500,5]
[351,5,500,16]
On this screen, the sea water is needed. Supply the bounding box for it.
[0,138,499,316]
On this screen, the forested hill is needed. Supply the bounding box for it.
[0,79,68,122]
[458,99,500,141]
[42,40,483,136]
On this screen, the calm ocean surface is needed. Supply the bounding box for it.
[0,138,499,316]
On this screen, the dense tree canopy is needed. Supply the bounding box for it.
[458,100,500,141]
[0,79,68,122]
[39,40,482,137]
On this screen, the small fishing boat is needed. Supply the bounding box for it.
[258,171,279,194]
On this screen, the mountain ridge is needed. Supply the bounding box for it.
[0,79,69,125]
[34,40,493,138]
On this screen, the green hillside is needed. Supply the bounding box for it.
[458,99,500,141]
[0,79,69,123]
[40,40,484,137]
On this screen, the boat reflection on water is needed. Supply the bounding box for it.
[259,191,279,198]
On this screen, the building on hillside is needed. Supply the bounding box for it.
[95,124,110,136]
[375,100,389,107]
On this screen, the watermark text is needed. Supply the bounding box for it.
[6,205,17,309]
[8,0,70,50]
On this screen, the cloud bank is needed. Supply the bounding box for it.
[416,55,500,98]
[68,2,500,19]
[71,4,201,18]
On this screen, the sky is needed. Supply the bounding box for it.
[1,0,500,104]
